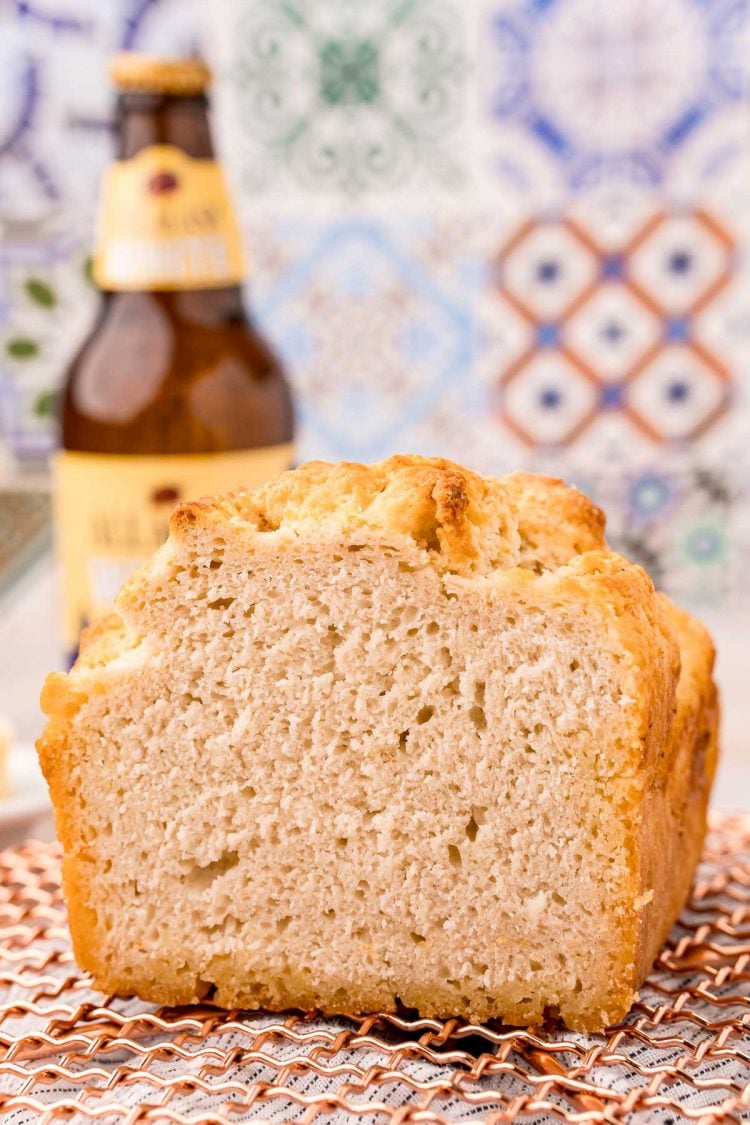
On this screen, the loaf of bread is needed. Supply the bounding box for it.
[38,456,718,1031]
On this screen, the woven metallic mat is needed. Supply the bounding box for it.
[0,814,749,1123]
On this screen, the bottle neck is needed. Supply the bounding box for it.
[116,91,214,161]
[98,90,246,298]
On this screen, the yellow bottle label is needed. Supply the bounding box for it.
[53,444,293,654]
[93,145,245,291]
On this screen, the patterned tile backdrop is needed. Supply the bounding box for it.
[2,0,750,606]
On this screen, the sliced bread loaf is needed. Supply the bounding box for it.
[38,457,718,1030]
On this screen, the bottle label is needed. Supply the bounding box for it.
[53,444,293,655]
[93,145,245,291]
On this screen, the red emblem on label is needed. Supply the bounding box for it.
[146,171,179,195]
[151,486,181,505]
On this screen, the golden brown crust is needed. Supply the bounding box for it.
[165,456,606,577]
[77,613,139,669]
[632,599,719,992]
[36,673,91,981]
[503,472,606,568]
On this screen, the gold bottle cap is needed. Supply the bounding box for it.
[110,53,212,95]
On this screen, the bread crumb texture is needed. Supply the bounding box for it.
[38,456,718,1031]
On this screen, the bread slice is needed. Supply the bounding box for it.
[38,457,718,1031]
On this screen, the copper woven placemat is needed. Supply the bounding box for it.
[0,814,749,1123]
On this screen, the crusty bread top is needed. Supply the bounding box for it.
[165,456,606,577]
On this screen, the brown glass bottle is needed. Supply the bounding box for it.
[55,54,294,658]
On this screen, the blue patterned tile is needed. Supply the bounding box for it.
[483,0,750,191]
[251,218,477,462]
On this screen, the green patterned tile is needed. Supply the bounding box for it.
[226,0,469,197]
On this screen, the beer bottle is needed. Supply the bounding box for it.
[55,54,294,660]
